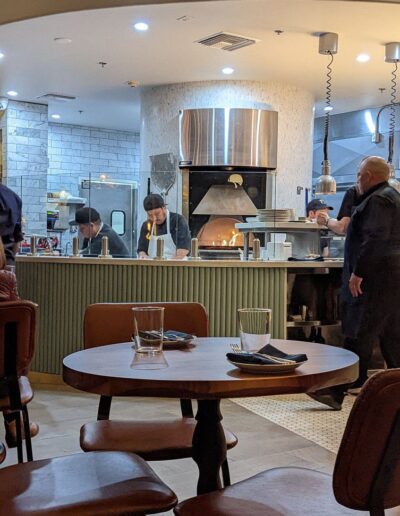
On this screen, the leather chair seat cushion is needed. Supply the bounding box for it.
[0,376,33,409]
[174,467,367,516]
[0,451,177,515]
[80,419,238,460]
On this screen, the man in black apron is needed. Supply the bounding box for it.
[309,156,400,410]
[0,184,23,265]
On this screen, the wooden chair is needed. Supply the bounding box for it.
[79,302,238,486]
[0,450,177,514]
[0,301,37,463]
[174,369,400,516]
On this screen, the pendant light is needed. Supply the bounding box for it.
[385,42,400,192]
[315,32,338,195]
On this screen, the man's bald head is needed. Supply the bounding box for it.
[357,156,390,194]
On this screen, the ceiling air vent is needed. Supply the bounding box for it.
[36,93,76,102]
[196,31,258,52]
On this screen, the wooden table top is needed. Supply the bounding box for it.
[63,338,358,400]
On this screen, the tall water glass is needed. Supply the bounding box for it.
[132,307,164,354]
[238,308,272,352]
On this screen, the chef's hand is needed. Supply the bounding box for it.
[349,273,363,297]
[316,212,329,226]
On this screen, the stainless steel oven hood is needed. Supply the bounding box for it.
[179,108,278,170]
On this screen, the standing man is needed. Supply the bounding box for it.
[0,183,23,265]
[70,207,129,257]
[138,194,191,259]
[309,156,400,409]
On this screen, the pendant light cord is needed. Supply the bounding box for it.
[388,62,398,164]
[323,52,334,161]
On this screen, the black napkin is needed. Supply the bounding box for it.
[226,352,287,365]
[258,343,308,363]
[288,256,324,262]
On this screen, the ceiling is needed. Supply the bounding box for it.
[1,0,400,131]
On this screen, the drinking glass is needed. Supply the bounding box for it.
[238,308,272,352]
[132,307,164,354]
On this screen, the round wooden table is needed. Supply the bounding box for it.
[63,337,358,494]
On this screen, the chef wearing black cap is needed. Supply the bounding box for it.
[137,194,191,259]
[306,199,333,222]
[70,207,129,257]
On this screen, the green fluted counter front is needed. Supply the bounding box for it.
[15,257,342,374]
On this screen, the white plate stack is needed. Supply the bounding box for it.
[256,209,292,222]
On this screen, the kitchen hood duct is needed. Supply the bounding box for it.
[179,108,278,170]
[193,184,257,216]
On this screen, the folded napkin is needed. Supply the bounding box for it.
[227,344,308,365]
[258,343,308,363]
[163,330,194,342]
[226,352,289,365]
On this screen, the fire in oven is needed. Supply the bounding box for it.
[187,171,267,259]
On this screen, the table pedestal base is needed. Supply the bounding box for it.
[192,399,226,495]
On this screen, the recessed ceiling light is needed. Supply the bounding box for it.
[54,37,72,44]
[222,67,234,75]
[0,52,4,59]
[134,22,149,32]
[324,105,333,112]
[51,114,61,119]
[356,53,370,63]
[7,91,18,97]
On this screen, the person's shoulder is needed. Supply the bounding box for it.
[0,269,16,284]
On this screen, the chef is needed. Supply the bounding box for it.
[137,194,191,259]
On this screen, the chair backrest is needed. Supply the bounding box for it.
[84,302,209,348]
[333,369,400,512]
[0,301,37,378]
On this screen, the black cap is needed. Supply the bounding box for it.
[69,207,101,225]
[143,194,165,211]
[306,199,333,214]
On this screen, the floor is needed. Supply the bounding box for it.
[1,383,399,514]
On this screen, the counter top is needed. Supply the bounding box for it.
[16,255,343,268]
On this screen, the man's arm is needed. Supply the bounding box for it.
[317,212,350,235]
[137,221,150,258]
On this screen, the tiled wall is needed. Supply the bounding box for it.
[47,123,140,196]
[2,100,48,234]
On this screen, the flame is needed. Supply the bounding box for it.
[229,231,240,246]
[222,239,227,246]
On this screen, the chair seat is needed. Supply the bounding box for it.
[0,376,33,409]
[0,451,177,515]
[80,418,238,460]
[174,467,367,515]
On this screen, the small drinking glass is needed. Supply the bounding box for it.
[238,308,272,352]
[132,307,164,354]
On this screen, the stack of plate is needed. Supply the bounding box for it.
[256,209,292,222]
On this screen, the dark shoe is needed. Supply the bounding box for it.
[0,442,6,464]
[307,390,344,410]
[4,419,39,448]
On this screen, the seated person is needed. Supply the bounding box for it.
[70,207,129,257]
[137,194,191,260]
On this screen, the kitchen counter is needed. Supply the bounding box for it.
[15,255,343,374]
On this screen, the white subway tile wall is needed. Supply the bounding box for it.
[1,100,140,238]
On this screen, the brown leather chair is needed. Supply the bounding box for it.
[79,302,238,486]
[174,369,400,516]
[0,450,177,514]
[0,301,37,463]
